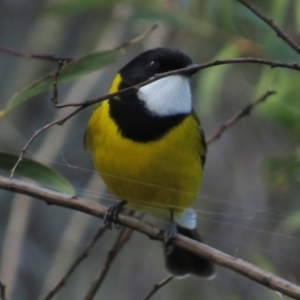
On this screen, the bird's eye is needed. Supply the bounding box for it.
[146,60,159,69]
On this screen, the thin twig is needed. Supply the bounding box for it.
[9,25,158,178]
[50,60,68,105]
[47,25,158,108]
[207,90,276,145]
[0,46,73,62]
[49,24,157,107]
[0,25,158,64]
[11,57,292,178]
[143,276,174,300]
[10,106,82,178]
[238,0,300,55]
[9,59,300,178]
[115,24,158,50]
[42,225,108,300]
[56,58,300,109]
[1,176,300,299]
[83,223,135,300]
[0,281,6,300]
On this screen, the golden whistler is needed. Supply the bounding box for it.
[85,48,215,277]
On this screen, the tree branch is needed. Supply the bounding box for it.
[42,225,108,300]
[10,108,83,179]
[207,90,276,145]
[0,175,299,299]
[238,0,300,55]
[50,60,68,105]
[9,25,159,178]
[10,57,300,178]
[57,57,300,109]
[0,46,73,62]
[115,25,158,50]
[143,276,174,300]
[0,25,158,63]
[83,225,134,300]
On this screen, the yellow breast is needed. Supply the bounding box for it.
[85,100,203,217]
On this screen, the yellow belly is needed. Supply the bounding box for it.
[85,100,203,217]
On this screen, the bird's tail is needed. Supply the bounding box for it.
[164,225,215,277]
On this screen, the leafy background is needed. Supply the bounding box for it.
[0,0,300,299]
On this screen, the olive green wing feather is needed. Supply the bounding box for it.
[192,110,207,166]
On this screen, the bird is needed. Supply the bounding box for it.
[84,47,215,278]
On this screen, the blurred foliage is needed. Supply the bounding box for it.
[0,0,300,300]
[266,154,300,190]
[45,0,153,15]
[196,42,243,115]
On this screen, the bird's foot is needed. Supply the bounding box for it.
[104,200,127,229]
[158,222,178,255]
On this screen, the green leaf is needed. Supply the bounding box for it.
[0,49,121,117]
[0,152,75,195]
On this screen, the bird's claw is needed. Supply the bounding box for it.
[158,222,178,255]
[104,200,127,229]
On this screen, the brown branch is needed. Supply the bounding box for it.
[143,276,174,300]
[50,60,68,105]
[56,58,300,109]
[11,57,291,178]
[9,25,158,178]
[9,106,82,179]
[0,24,158,64]
[115,24,158,50]
[49,24,157,108]
[238,0,300,55]
[0,175,300,299]
[10,58,300,178]
[207,90,276,145]
[84,225,134,300]
[0,281,5,300]
[42,225,108,300]
[0,46,73,62]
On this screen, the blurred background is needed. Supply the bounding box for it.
[0,0,300,299]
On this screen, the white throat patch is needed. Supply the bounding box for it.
[138,75,192,116]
